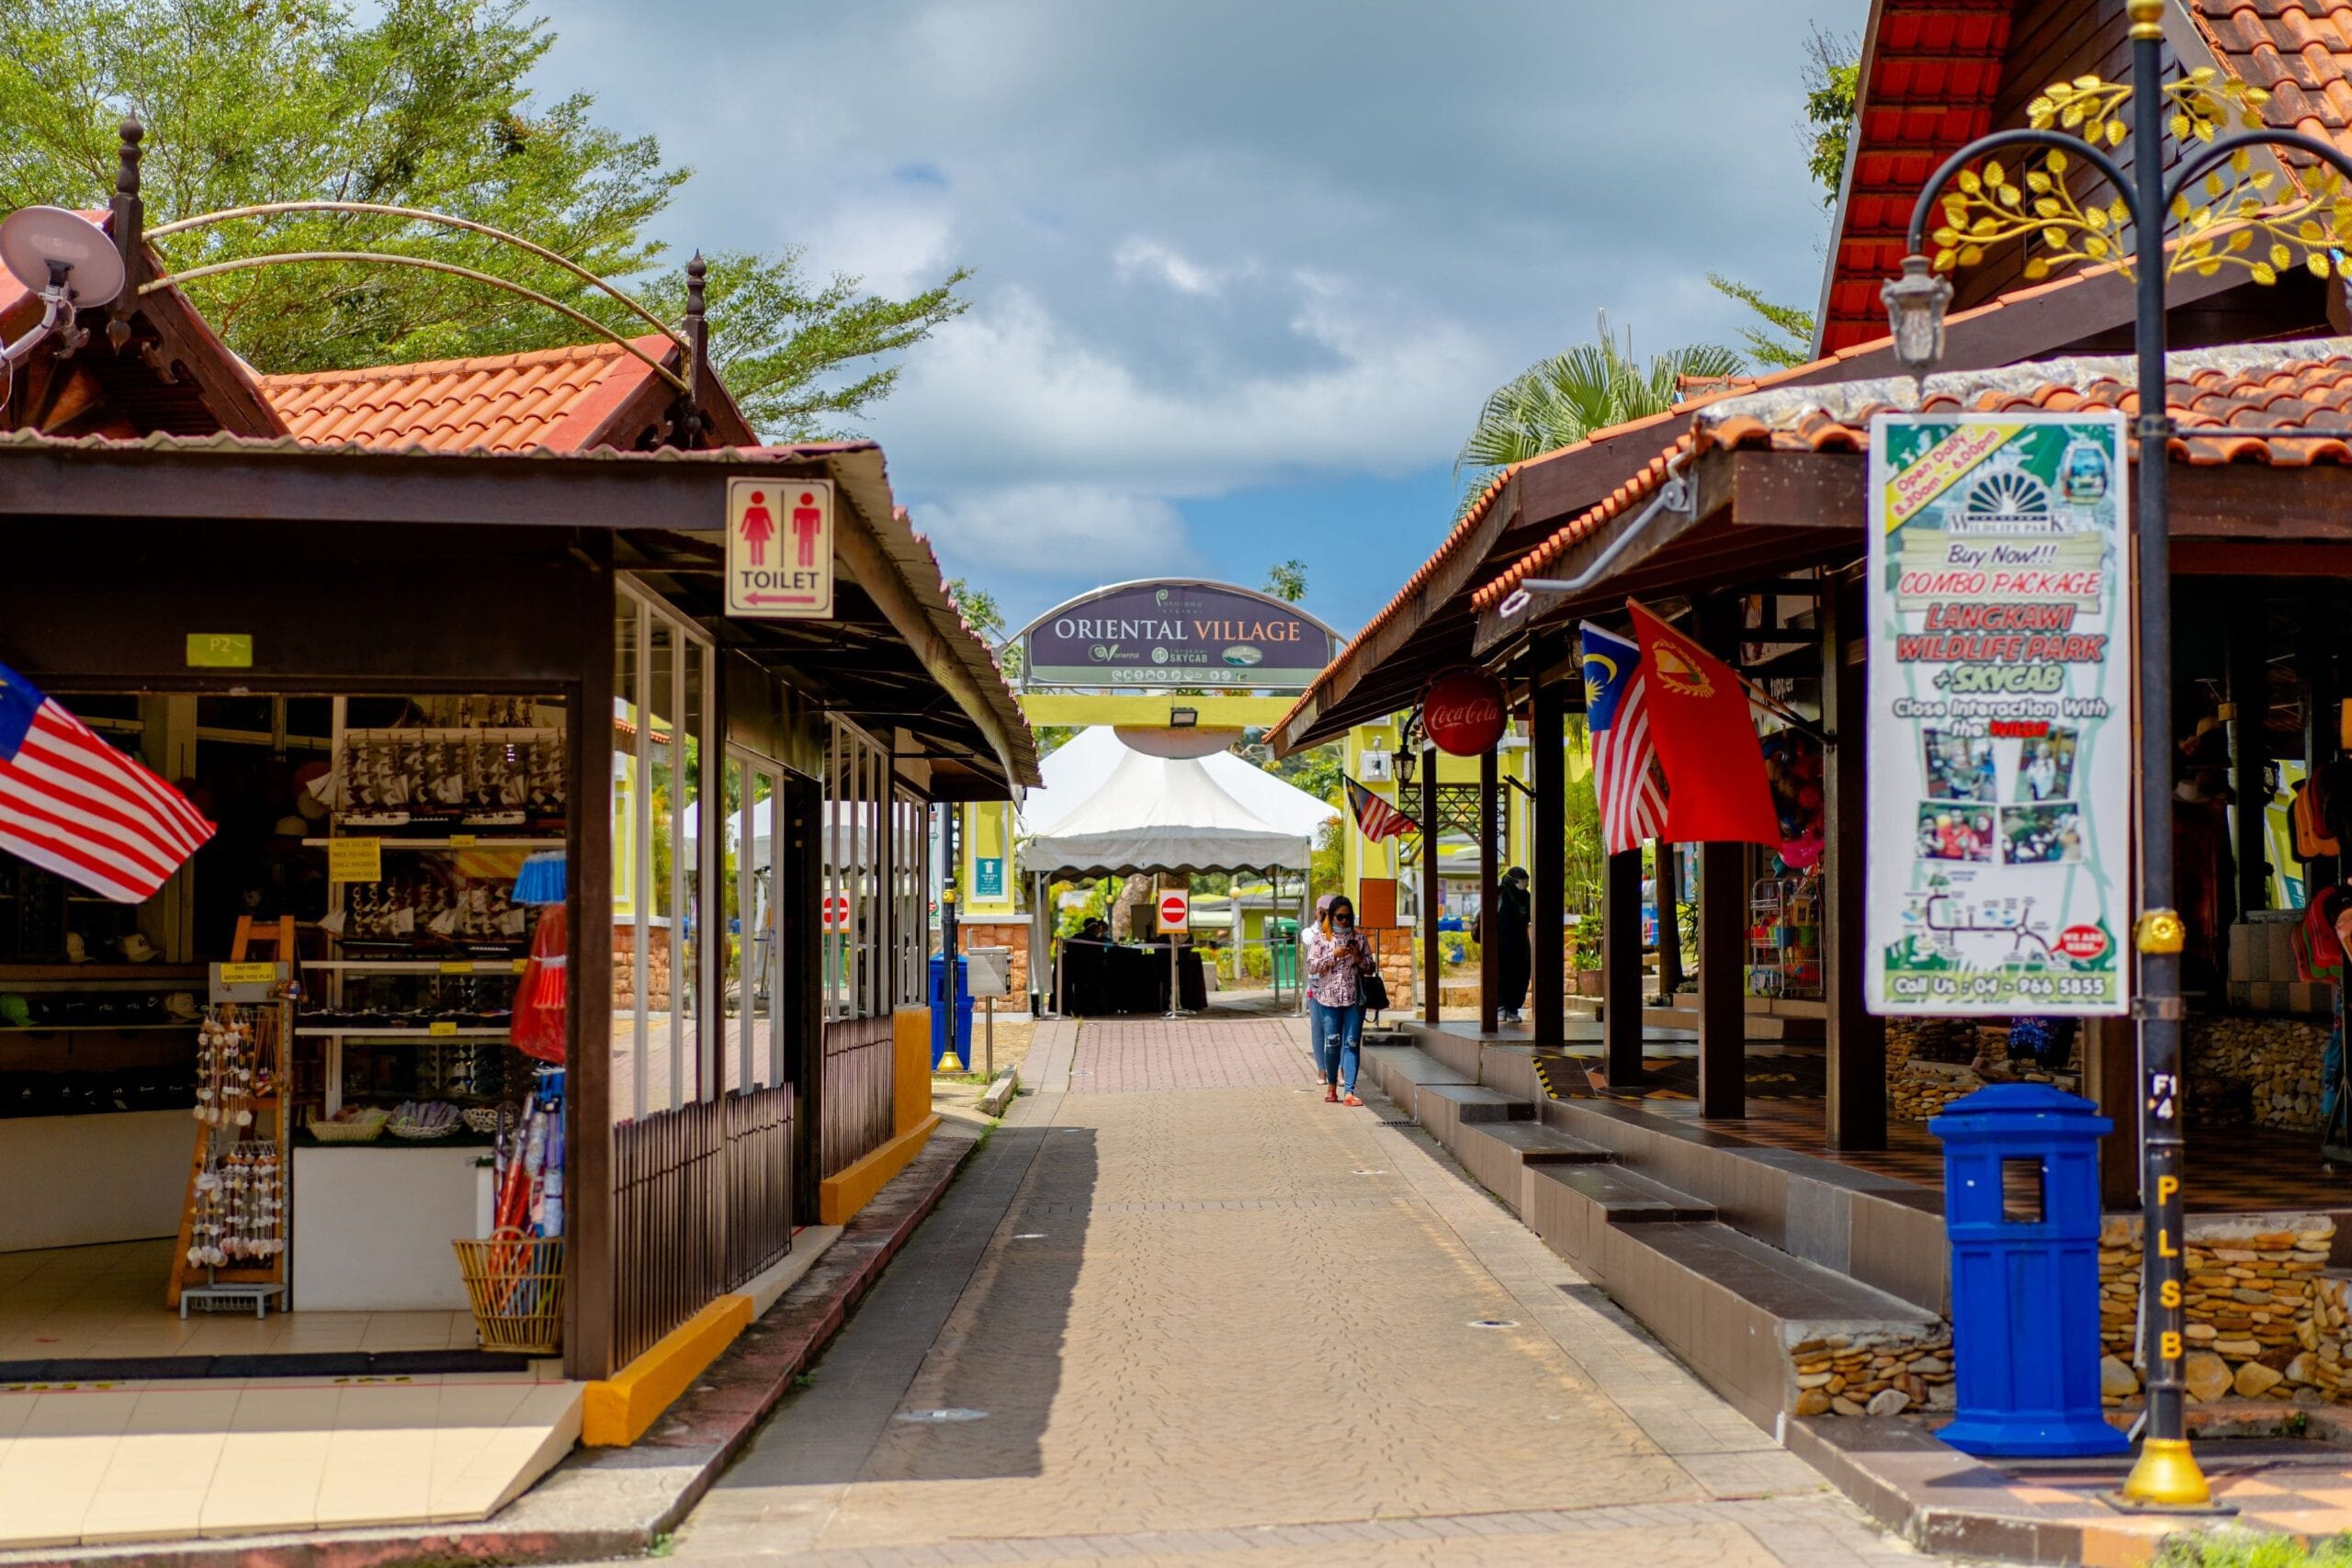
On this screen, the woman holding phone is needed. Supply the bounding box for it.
[1304,893,1373,1104]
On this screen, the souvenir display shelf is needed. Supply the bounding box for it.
[302,697,565,1121]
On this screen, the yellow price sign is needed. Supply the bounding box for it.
[327,838,382,883]
[511,958,529,974]
[217,962,277,986]
[428,1020,458,1037]
[438,961,475,975]
[447,834,477,849]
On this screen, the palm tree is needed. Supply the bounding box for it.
[1453,311,1746,509]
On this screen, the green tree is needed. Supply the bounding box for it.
[944,578,1005,641]
[1453,310,1743,504]
[1706,274,1815,370]
[0,0,965,438]
[1262,559,1307,604]
[1804,25,1861,204]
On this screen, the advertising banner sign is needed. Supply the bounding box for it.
[1865,412,2132,1016]
[1023,581,1339,689]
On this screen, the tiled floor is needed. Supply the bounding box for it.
[0,1371,582,1547]
[0,1240,478,1363]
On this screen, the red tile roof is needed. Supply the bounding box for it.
[257,334,682,452]
[1821,0,2015,355]
[1473,340,2352,612]
[2190,0,2352,155]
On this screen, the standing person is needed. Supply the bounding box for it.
[1494,867,1532,1025]
[1305,894,1373,1104]
[1305,894,1335,1070]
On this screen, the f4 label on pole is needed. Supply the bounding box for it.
[726,477,834,619]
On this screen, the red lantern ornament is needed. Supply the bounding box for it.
[1421,669,1508,755]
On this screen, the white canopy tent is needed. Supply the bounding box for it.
[1021,746,1311,880]
[1020,725,1337,844]
[1018,728,1337,1013]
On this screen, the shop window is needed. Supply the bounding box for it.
[824,721,895,1020]
[612,584,715,1122]
[724,754,786,1091]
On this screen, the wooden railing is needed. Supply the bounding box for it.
[821,1014,897,1177]
[611,1082,795,1368]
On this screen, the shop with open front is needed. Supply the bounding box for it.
[0,171,1033,1411]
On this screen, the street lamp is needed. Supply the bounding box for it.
[1884,0,2352,1510]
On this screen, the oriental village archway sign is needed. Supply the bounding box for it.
[1016,580,1340,691]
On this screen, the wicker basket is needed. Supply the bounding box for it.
[451,1229,564,1354]
[307,1112,387,1144]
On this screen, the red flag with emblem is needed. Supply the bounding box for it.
[1627,602,1780,846]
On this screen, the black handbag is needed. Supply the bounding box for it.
[1360,966,1390,1014]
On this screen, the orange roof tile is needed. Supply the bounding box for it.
[1473,339,2352,612]
[257,333,682,453]
[2190,0,2352,159]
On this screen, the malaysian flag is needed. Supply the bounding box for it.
[1345,776,1414,843]
[1580,623,1666,854]
[0,663,215,902]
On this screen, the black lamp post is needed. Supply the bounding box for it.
[1883,0,2352,1509]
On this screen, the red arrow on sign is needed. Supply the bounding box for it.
[742,593,820,605]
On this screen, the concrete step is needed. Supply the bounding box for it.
[1358,1043,1474,1121]
[1453,1121,1613,1218]
[1528,1163,1717,1234]
[1589,1220,1942,1429]
[1412,1082,1534,1147]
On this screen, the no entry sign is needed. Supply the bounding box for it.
[1157,892,1190,933]
[824,892,851,930]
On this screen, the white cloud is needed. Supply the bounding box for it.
[914,482,1200,584]
[881,280,1493,493]
[1113,237,1227,298]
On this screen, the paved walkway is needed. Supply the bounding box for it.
[662,1018,1916,1567]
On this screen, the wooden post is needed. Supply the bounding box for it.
[1822,573,1885,1150]
[1604,849,1644,1087]
[1695,596,1746,1121]
[2304,581,2339,890]
[1697,838,1747,1119]
[1479,745,1500,1035]
[2085,1016,2142,1211]
[2228,584,2267,915]
[567,542,617,1380]
[1656,842,1684,1002]
[1532,661,1566,1046]
[785,774,827,1225]
[1422,741,1442,1026]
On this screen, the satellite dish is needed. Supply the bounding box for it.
[0,207,125,307]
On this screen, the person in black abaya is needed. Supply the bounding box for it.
[1494,866,1532,1024]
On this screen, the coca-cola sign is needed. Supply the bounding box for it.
[1421,669,1507,755]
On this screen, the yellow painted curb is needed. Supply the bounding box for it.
[582,1294,753,1447]
[820,1113,941,1226]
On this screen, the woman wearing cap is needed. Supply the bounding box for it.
[1304,893,1373,1104]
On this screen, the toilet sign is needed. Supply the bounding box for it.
[727,477,834,619]
[1157,892,1190,933]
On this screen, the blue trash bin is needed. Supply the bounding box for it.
[927,954,974,1070]
[1928,1082,2126,1456]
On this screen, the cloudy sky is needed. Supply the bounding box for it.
[544,1,1865,639]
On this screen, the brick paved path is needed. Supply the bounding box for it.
[663,1019,1917,1567]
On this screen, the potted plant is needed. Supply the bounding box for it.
[1567,919,1604,996]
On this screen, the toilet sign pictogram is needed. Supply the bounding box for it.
[727,476,834,619]
[1157,892,1189,932]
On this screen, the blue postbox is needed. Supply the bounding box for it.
[927,954,973,1069]
[1928,1082,2126,1457]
